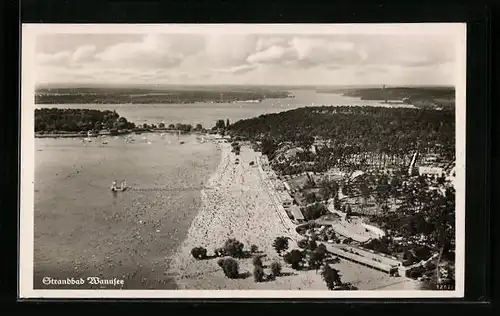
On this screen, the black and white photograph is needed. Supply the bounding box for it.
[20,23,466,298]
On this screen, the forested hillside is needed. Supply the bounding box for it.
[228,106,454,173]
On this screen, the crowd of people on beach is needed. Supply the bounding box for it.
[170,144,291,284]
[169,143,417,290]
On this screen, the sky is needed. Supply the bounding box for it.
[33,28,459,87]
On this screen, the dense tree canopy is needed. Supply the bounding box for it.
[229,105,456,269]
[35,108,135,132]
[228,106,454,174]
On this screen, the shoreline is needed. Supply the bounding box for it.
[158,140,226,290]
[168,143,292,289]
[34,96,294,105]
[35,129,206,138]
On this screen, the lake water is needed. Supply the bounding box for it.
[34,133,220,289]
[34,90,414,289]
[36,90,414,128]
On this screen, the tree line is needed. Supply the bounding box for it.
[340,87,455,110]
[35,108,136,133]
[228,106,454,174]
[34,108,215,134]
[35,88,292,104]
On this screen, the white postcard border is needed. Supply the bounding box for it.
[19,23,467,299]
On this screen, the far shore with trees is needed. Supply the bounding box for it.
[35,86,294,105]
[34,108,232,138]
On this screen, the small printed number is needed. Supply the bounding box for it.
[436,284,454,290]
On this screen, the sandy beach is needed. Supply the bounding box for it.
[169,142,421,291]
[169,143,291,288]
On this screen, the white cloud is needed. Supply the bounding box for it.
[247,45,290,64]
[245,37,365,69]
[36,51,71,65]
[255,37,289,52]
[34,33,457,86]
[72,45,96,62]
[94,34,184,68]
[214,64,259,75]
[290,37,363,66]
[203,34,257,68]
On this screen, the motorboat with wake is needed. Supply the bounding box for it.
[111,180,127,192]
[177,130,185,144]
[125,135,135,143]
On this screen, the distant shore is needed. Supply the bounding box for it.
[34,86,294,105]
[35,129,206,138]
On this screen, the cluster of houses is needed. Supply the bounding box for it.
[257,144,449,280]
[265,151,386,223]
[408,152,456,181]
[262,153,441,278]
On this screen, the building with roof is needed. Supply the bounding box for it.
[283,181,292,192]
[260,155,270,171]
[278,191,293,208]
[418,166,444,177]
[350,170,365,180]
[274,181,285,191]
[268,170,277,180]
[289,205,305,223]
[328,245,402,275]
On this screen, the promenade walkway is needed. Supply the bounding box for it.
[255,153,302,244]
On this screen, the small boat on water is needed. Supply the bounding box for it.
[102,140,108,144]
[125,135,135,143]
[111,180,127,192]
[177,130,185,144]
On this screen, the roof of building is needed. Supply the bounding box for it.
[328,246,395,272]
[289,205,305,220]
[278,190,293,202]
[351,170,365,180]
[283,181,292,191]
[418,166,444,174]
